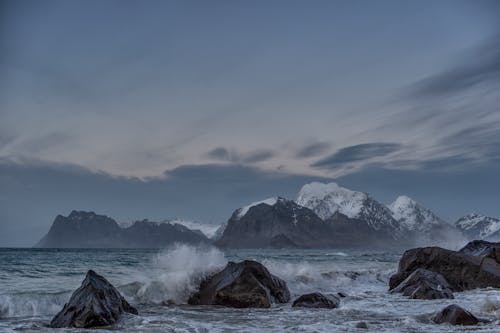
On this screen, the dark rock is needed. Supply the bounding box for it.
[50,270,138,328]
[337,292,348,298]
[432,304,479,326]
[188,260,290,308]
[356,321,369,329]
[292,292,340,308]
[389,246,500,291]
[459,240,500,263]
[390,268,454,299]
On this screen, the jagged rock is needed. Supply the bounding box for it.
[389,246,500,291]
[188,260,290,308]
[432,304,478,326]
[459,240,500,263]
[390,268,454,299]
[292,292,340,308]
[50,270,138,328]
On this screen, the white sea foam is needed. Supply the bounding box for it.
[129,243,227,304]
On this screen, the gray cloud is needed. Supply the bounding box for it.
[295,142,331,159]
[311,143,402,169]
[207,147,231,161]
[412,38,500,97]
[207,147,275,164]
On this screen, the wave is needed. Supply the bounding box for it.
[0,291,70,318]
[261,259,394,296]
[121,243,227,304]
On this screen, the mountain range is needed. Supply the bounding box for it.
[36,211,209,248]
[216,182,465,249]
[35,182,499,248]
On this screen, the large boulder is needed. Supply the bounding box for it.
[50,270,138,328]
[292,292,340,308]
[459,240,500,263]
[389,246,500,291]
[188,260,290,308]
[432,304,479,326]
[390,268,454,299]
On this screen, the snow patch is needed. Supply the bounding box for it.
[296,182,366,220]
[236,197,278,219]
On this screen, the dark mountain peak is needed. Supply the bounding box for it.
[36,211,210,248]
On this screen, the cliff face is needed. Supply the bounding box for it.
[35,211,210,248]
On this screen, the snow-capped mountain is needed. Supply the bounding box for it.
[388,195,444,232]
[296,182,398,231]
[387,195,466,247]
[455,213,500,240]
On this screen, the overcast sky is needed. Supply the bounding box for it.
[1,0,500,246]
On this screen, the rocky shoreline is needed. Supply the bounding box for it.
[49,240,500,329]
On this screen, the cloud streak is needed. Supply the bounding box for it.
[295,142,331,159]
[206,147,275,164]
[311,143,402,169]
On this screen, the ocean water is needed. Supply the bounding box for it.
[0,245,499,333]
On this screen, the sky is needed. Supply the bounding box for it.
[1,0,500,246]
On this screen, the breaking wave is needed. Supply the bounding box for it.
[122,243,227,304]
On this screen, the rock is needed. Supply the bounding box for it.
[389,246,500,291]
[50,270,138,328]
[355,321,369,329]
[188,260,290,308]
[432,304,479,326]
[337,292,348,298]
[459,240,500,263]
[390,268,454,299]
[292,292,340,308]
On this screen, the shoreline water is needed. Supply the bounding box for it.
[1,246,499,332]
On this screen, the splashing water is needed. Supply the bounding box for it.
[128,244,227,304]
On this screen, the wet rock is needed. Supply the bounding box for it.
[355,321,368,329]
[50,270,138,328]
[389,246,500,291]
[292,292,340,308]
[432,304,479,326]
[188,260,290,308]
[390,268,454,299]
[459,240,500,263]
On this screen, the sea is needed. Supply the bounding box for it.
[1,245,499,332]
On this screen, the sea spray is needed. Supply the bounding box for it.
[130,243,226,304]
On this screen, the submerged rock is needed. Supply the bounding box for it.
[292,292,340,308]
[188,260,290,308]
[355,321,369,329]
[390,268,454,299]
[432,304,479,326]
[50,270,138,328]
[389,245,500,291]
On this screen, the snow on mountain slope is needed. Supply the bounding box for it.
[296,182,398,230]
[388,195,445,231]
[455,213,500,239]
[236,197,278,219]
[160,218,221,239]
